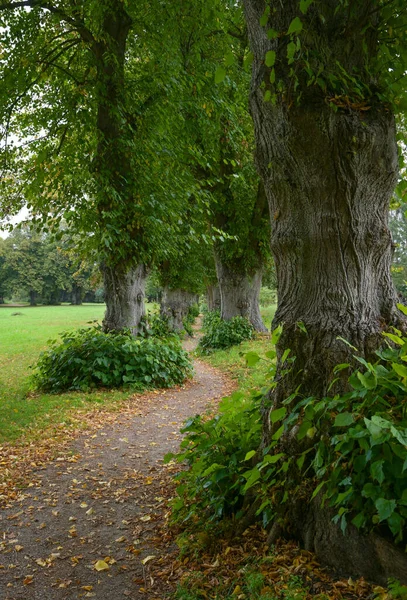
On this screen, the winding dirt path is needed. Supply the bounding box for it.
[0,337,232,599]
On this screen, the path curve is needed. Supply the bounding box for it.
[0,342,231,599]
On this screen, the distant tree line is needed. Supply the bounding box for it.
[0,226,102,305]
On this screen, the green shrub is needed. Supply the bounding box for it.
[183,303,199,336]
[165,389,263,529]
[140,312,175,339]
[259,287,276,307]
[32,325,192,393]
[198,310,253,353]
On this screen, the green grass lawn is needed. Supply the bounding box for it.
[200,304,277,394]
[0,303,155,443]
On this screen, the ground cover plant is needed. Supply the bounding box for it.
[166,305,407,597]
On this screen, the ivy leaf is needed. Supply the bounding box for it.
[270,406,287,424]
[370,460,385,484]
[334,412,354,427]
[392,362,407,378]
[287,41,296,64]
[375,497,396,522]
[214,66,226,84]
[287,17,303,35]
[265,50,276,67]
[244,450,256,461]
[300,0,314,13]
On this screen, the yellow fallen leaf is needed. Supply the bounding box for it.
[15,545,23,552]
[35,558,47,567]
[140,515,151,522]
[232,585,241,595]
[141,555,155,565]
[115,536,126,543]
[94,560,110,572]
[86,508,94,516]
[23,575,34,585]
[82,585,93,591]
[80,502,88,508]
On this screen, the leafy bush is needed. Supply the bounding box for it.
[140,312,175,339]
[183,303,199,336]
[259,287,276,307]
[32,325,192,392]
[167,316,407,547]
[165,389,263,528]
[198,310,254,353]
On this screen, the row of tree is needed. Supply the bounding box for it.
[1,0,407,580]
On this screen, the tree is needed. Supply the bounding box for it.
[243,0,407,580]
[0,0,193,332]
[172,1,271,330]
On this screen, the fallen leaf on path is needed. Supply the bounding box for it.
[94,559,110,571]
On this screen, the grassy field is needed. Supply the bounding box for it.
[0,303,155,443]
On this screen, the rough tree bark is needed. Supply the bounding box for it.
[243,0,407,583]
[102,263,148,335]
[160,287,197,332]
[215,256,267,332]
[206,285,221,312]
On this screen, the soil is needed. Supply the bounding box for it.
[0,332,232,599]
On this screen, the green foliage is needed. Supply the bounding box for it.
[165,389,263,528]
[198,310,254,353]
[259,287,277,307]
[183,304,199,337]
[32,325,192,393]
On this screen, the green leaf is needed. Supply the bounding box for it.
[287,17,303,35]
[392,362,407,378]
[265,50,276,67]
[271,324,283,345]
[272,424,284,441]
[224,52,235,67]
[375,497,396,522]
[287,41,296,63]
[245,351,261,367]
[397,303,407,315]
[334,412,354,427]
[297,321,307,333]
[370,460,385,484]
[300,0,313,13]
[214,66,226,84]
[356,371,377,390]
[244,450,256,461]
[270,406,287,424]
[262,452,284,465]
[311,480,325,500]
[383,332,405,346]
[267,28,279,40]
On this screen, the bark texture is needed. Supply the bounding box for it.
[215,257,267,332]
[102,264,148,335]
[243,0,407,582]
[206,285,221,312]
[160,288,197,332]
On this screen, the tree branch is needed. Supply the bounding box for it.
[0,1,95,44]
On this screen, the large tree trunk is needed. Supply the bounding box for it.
[243,0,407,583]
[29,290,37,307]
[71,284,82,306]
[206,285,221,312]
[215,257,267,332]
[101,263,148,335]
[160,287,196,332]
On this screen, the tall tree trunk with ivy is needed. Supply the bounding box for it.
[244,0,407,582]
